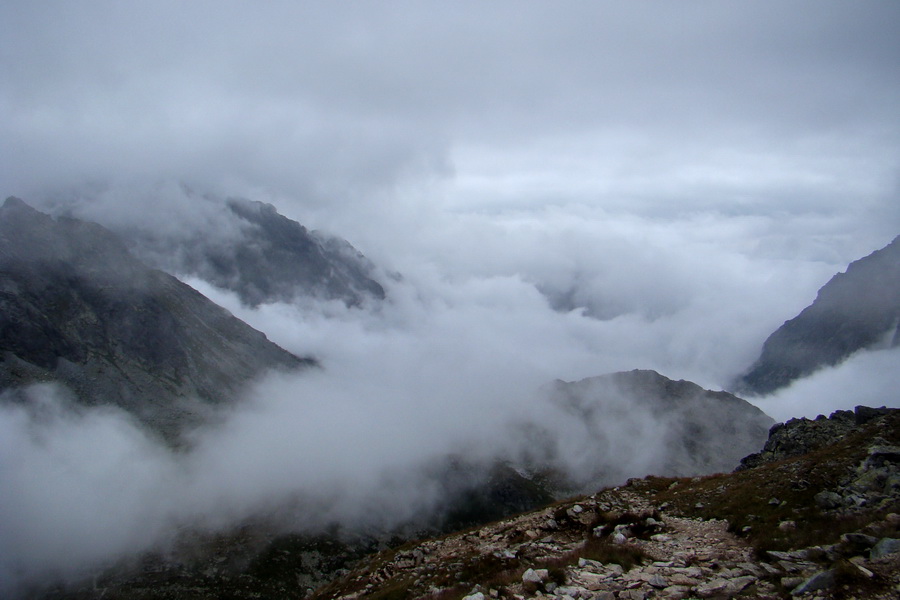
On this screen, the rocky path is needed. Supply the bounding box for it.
[327,487,784,599]
[531,489,784,600]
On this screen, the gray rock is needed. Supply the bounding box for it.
[790,569,835,595]
[814,490,843,509]
[870,538,900,559]
[864,445,900,469]
[695,578,731,597]
[522,568,549,584]
[840,532,879,554]
[577,558,604,571]
[730,575,757,592]
[781,576,804,589]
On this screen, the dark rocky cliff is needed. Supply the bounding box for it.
[735,235,900,395]
[0,197,312,437]
[104,194,386,307]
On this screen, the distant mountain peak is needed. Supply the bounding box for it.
[735,235,900,395]
[544,369,773,485]
[81,192,388,308]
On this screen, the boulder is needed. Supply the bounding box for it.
[870,538,900,559]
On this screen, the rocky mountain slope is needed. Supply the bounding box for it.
[0,197,312,438]
[735,235,900,395]
[540,370,773,489]
[310,406,900,600]
[68,193,387,307]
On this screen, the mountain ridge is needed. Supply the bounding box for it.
[0,197,313,438]
[61,192,388,308]
[542,369,773,488]
[735,235,900,396]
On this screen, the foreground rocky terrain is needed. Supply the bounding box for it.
[34,406,900,600]
[309,407,900,600]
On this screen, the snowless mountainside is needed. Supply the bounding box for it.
[735,235,900,396]
[543,369,774,487]
[65,193,387,308]
[0,197,312,438]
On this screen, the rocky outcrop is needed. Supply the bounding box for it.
[0,197,312,438]
[738,405,894,470]
[735,235,900,395]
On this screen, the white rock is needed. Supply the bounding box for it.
[522,568,549,583]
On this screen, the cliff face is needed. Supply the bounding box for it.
[736,236,900,395]
[0,197,312,437]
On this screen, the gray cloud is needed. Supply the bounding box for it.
[2,2,898,218]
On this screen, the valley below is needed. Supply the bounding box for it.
[1,197,898,600]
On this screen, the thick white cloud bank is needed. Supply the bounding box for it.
[1,1,899,595]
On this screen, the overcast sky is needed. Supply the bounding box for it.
[2,1,898,235]
[2,2,900,592]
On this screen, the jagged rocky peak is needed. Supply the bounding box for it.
[71,190,387,307]
[735,235,900,396]
[544,369,774,483]
[0,197,312,438]
[220,196,386,306]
